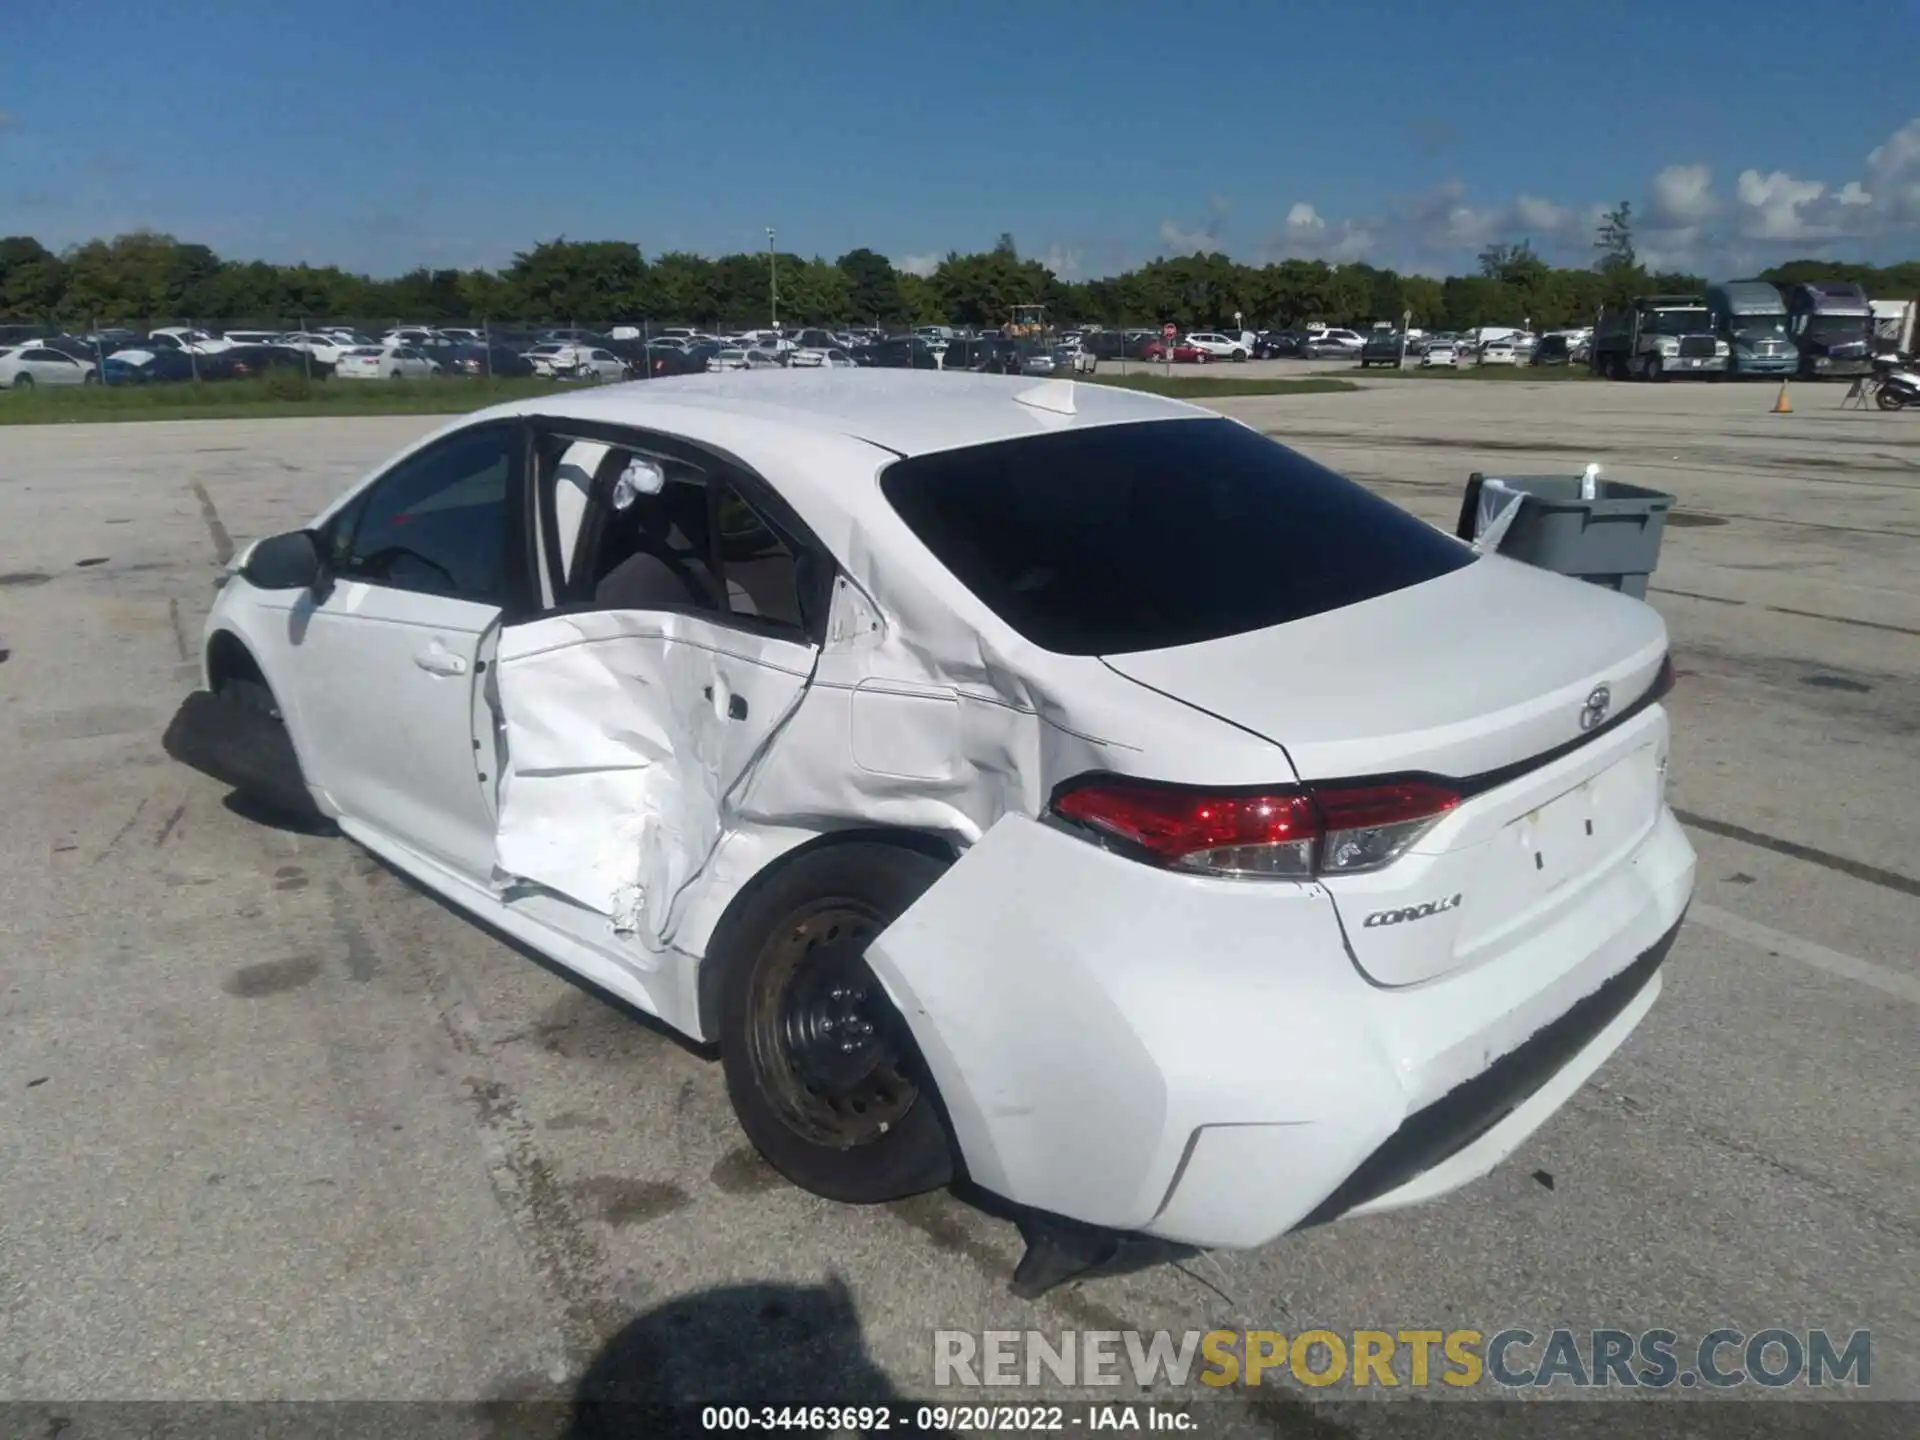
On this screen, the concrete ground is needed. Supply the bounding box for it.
[0,376,1913,1434]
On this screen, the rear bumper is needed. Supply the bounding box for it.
[868,806,1695,1252]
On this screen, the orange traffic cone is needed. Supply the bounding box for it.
[1771,379,1792,414]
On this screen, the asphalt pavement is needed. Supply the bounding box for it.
[0,375,1913,1434]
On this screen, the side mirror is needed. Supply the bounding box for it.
[241,529,325,591]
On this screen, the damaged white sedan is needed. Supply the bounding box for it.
[166,370,1694,1287]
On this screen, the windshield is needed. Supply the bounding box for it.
[1804,314,1868,341]
[880,418,1474,656]
[1642,308,1707,336]
[1731,316,1788,341]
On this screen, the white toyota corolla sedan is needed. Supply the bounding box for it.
[165,370,1693,1280]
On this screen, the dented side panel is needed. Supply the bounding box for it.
[491,609,813,950]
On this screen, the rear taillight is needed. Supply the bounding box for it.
[1050,776,1459,880]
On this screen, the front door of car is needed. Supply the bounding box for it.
[486,432,828,949]
[284,420,525,880]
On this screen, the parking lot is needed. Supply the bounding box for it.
[1,375,1914,1430]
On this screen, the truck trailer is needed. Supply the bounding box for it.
[1784,281,1873,378]
[1704,281,1796,378]
[1589,295,1728,380]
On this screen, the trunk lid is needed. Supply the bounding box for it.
[1101,555,1665,782]
[1101,556,1672,986]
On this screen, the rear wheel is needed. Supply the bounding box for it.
[717,842,955,1204]
[13,374,33,390]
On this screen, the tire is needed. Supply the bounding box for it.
[1196,351,1210,364]
[221,674,283,723]
[83,371,98,385]
[1876,387,1905,411]
[1647,355,1665,383]
[13,374,33,390]
[716,842,956,1204]
[1231,349,1247,363]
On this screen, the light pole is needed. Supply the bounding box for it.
[766,227,778,331]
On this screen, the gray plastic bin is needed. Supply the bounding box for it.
[1456,471,1674,599]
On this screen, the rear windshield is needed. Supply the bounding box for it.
[880,417,1474,655]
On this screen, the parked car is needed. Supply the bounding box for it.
[1141,340,1209,364]
[549,346,629,382]
[166,371,1693,1267]
[940,337,1022,373]
[1054,344,1098,375]
[1253,332,1300,359]
[280,332,373,366]
[447,344,535,378]
[1300,330,1365,360]
[1183,332,1250,361]
[1530,335,1573,368]
[102,349,200,384]
[865,338,941,370]
[197,344,319,381]
[335,346,439,380]
[1421,339,1461,368]
[1018,344,1058,377]
[1358,334,1405,368]
[1479,341,1519,366]
[149,327,232,355]
[0,345,98,388]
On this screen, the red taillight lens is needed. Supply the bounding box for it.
[1053,779,1318,876]
[1050,776,1460,879]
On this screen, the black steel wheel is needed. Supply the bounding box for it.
[716,842,955,1203]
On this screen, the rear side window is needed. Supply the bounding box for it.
[880,418,1474,656]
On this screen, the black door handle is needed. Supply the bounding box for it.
[727,694,749,721]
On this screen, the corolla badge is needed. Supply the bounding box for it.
[1579,683,1612,732]
[1363,894,1463,928]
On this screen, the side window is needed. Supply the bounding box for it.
[713,480,808,632]
[335,427,514,603]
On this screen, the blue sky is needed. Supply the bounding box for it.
[4,1,1918,279]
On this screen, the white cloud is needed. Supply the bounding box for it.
[1865,117,1920,220]
[1260,199,1375,262]
[893,252,939,278]
[1650,164,1717,226]
[1158,196,1232,255]
[1233,116,1920,277]
[1514,194,1574,233]
[1734,168,1832,240]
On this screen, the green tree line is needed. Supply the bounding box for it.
[4,217,1917,332]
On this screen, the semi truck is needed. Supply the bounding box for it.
[1589,295,1728,380]
[1704,281,1796,378]
[1784,281,1873,379]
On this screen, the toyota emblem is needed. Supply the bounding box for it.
[1579,684,1612,732]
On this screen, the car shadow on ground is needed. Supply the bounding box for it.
[482,1279,949,1439]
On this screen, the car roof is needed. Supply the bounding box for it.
[480,368,1212,460]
